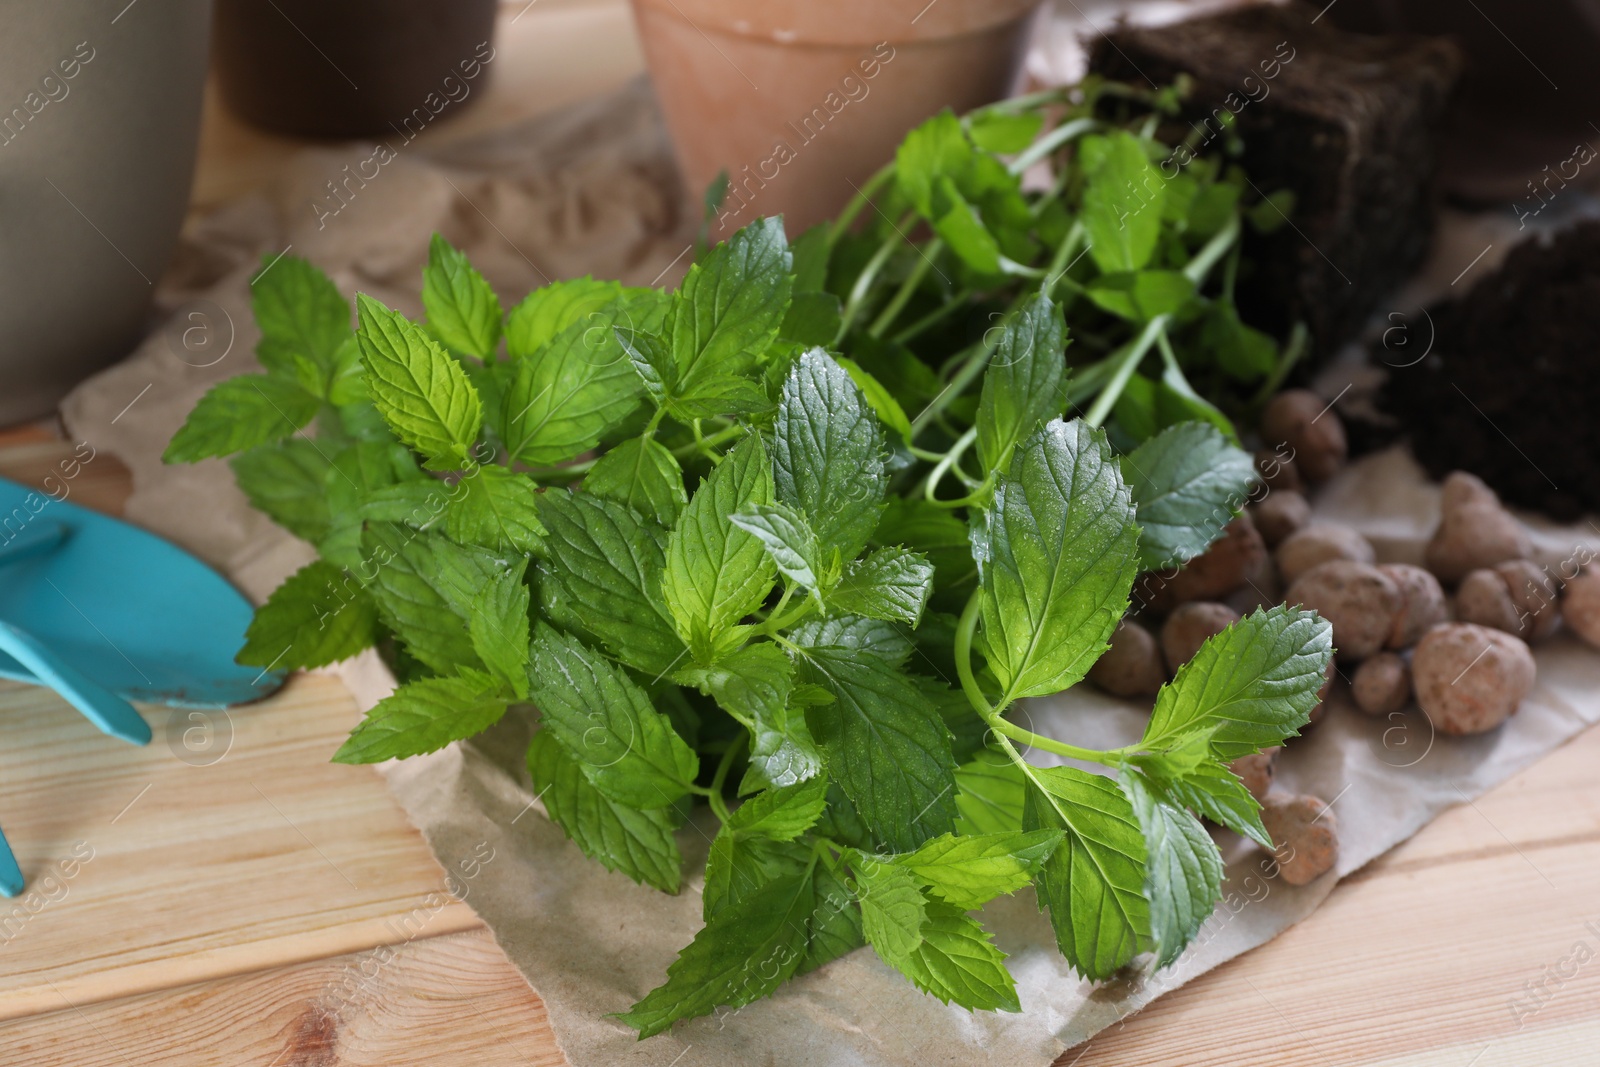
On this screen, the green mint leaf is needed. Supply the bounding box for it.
[527,624,699,809]
[1134,755,1271,850]
[618,865,813,1038]
[890,829,1062,909]
[469,564,531,699]
[617,328,674,404]
[1024,764,1150,980]
[1203,300,1277,382]
[534,489,684,676]
[361,523,506,673]
[788,223,831,292]
[164,375,319,463]
[493,295,658,466]
[953,756,1027,835]
[1143,605,1334,760]
[333,669,508,763]
[1085,270,1195,323]
[662,433,776,662]
[772,349,887,561]
[1082,130,1166,273]
[444,465,545,554]
[884,903,1020,1012]
[975,292,1069,473]
[584,434,688,526]
[356,294,483,470]
[800,863,864,973]
[527,730,682,893]
[837,356,913,444]
[421,234,503,359]
[704,832,810,916]
[674,642,823,791]
[320,440,425,569]
[873,496,976,591]
[236,560,379,670]
[230,439,332,542]
[789,614,912,669]
[669,215,792,395]
[505,277,629,359]
[1122,421,1258,570]
[795,646,956,852]
[974,419,1139,702]
[968,111,1043,154]
[726,775,829,841]
[932,176,1002,274]
[1118,767,1224,967]
[831,546,934,625]
[730,501,827,595]
[779,290,842,347]
[853,853,929,961]
[251,254,352,397]
[666,373,775,423]
[896,109,970,220]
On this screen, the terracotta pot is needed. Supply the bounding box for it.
[0,1,210,425]
[630,0,1042,236]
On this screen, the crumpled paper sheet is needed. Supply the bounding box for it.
[60,69,1600,1067]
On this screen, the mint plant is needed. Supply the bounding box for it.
[167,79,1331,1037]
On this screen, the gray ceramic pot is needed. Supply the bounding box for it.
[0,1,211,424]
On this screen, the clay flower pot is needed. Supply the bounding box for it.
[630,0,1043,236]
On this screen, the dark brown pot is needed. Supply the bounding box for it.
[213,0,499,139]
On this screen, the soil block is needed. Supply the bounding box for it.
[1088,2,1460,361]
[1383,222,1600,521]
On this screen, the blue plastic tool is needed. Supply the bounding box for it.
[0,477,285,896]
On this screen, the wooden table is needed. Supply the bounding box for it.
[6,4,1600,1064]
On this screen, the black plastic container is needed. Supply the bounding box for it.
[213,0,498,139]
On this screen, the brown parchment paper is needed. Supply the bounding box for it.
[58,64,1600,1067]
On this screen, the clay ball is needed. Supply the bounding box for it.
[1561,569,1600,650]
[1229,748,1278,802]
[1276,523,1374,586]
[1261,389,1348,484]
[1351,652,1411,716]
[1423,471,1530,585]
[1262,794,1339,886]
[1088,619,1167,698]
[1285,559,1402,662]
[1161,602,1241,675]
[1411,622,1535,735]
[1252,490,1311,549]
[1378,563,1447,649]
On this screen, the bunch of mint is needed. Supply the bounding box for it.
[166,80,1330,1037]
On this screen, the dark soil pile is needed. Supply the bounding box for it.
[1384,222,1600,521]
[1089,2,1460,361]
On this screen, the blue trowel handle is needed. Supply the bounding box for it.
[0,522,69,569]
[0,620,150,745]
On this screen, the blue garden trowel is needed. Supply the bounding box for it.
[0,476,286,895]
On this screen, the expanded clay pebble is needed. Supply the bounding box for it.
[1088,619,1167,698]
[1352,652,1411,715]
[1424,471,1531,585]
[1285,559,1402,662]
[1161,602,1240,674]
[1562,570,1600,650]
[1276,523,1375,586]
[1262,794,1338,886]
[1261,389,1348,483]
[1252,490,1311,548]
[1457,561,1560,641]
[1229,749,1277,801]
[1136,513,1267,611]
[1412,623,1536,735]
[1255,448,1302,492]
[1378,563,1447,649]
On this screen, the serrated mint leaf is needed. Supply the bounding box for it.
[896,109,971,220]
[584,434,687,526]
[493,296,657,466]
[250,254,352,395]
[704,832,810,917]
[527,730,682,893]
[674,642,823,791]
[469,564,530,699]
[831,546,934,625]
[891,829,1062,909]
[932,176,1001,274]
[164,374,319,463]
[333,669,508,763]
[1136,757,1271,849]
[617,327,673,404]
[361,523,504,673]
[505,277,629,359]
[444,464,545,554]
[780,290,842,346]
[1118,767,1223,967]
[801,863,863,973]
[789,614,912,669]
[667,373,775,422]
[356,294,483,470]
[852,853,928,961]
[727,775,829,841]
[887,903,1020,1012]
[1024,764,1150,980]
[837,356,913,444]
[535,489,684,676]
[953,756,1027,835]
[968,110,1043,154]
[236,560,379,670]
[795,646,956,852]
[772,349,886,561]
[527,625,698,809]
[1122,421,1258,570]
[669,215,792,395]
[619,865,813,1038]
[355,481,449,527]
[730,501,826,594]
[1086,270,1195,323]
[974,419,1139,702]
[422,234,503,358]
[320,440,425,568]
[662,434,775,661]
[975,292,1069,473]
[1082,130,1166,274]
[1143,605,1334,760]
[230,439,332,542]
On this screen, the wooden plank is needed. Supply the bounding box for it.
[0,928,560,1067]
